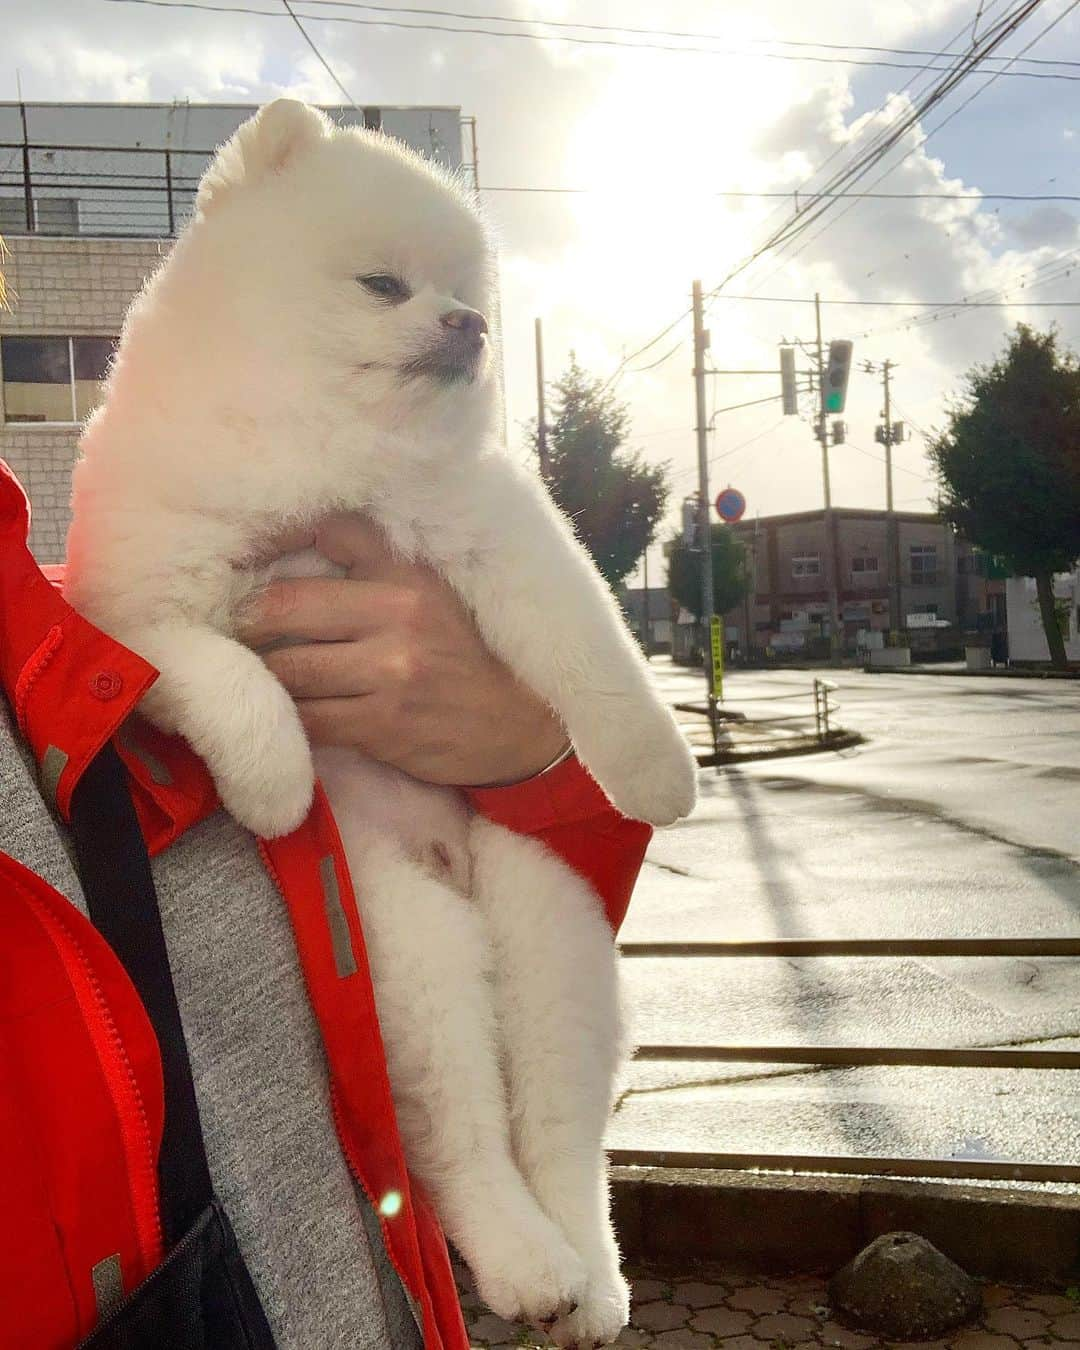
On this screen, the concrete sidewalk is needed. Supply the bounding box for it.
[459,1263,1080,1349]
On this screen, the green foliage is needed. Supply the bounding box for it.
[666,522,750,620]
[929,325,1080,666]
[528,355,669,590]
[929,325,1080,577]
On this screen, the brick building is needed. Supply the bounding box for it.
[0,101,469,561]
[716,508,1003,659]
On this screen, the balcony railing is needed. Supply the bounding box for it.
[0,140,213,239]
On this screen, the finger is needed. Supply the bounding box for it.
[263,639,383,700]
[294,695,393,755]
[237,576,406,647]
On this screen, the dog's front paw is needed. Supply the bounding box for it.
[548,1267,630,1348]
[467,1202,587,1327]
[208,684,316,837]
[581,710,697,826]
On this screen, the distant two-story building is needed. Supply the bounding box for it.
[706,507,1002,660]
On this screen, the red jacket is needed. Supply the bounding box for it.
[0,459,651,1349]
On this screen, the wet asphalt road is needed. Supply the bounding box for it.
[611,663,1080,1177]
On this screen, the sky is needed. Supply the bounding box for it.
[5,0,1080,587]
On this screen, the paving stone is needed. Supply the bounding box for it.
[817,1320,880,1348]
[673,1280,729,1309]
[651,1330,715,1350]
[632,1301,693,1332]
[949,1332,1019,1350]
[716,1338,765,1350]
[631,1279,670,1304]
[983,1287,1020,1309]
[1054,1317,1080,1341]
[728,1286,788,1315]
[614,1331,652,1348]
[1024,1295,1075,1317]
[787,1291,831,1317]
[987,1308,1052,1338]
[750,1311,818,1342]
[688,1306,753,1336]
[885,1340,951,1349]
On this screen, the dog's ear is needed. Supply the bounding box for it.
[196,99,331,215]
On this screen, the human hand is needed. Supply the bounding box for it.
[237,514,569,787]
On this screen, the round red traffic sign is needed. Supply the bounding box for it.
[714,487,746,523]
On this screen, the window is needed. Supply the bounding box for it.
[957,552,987,576]
[0,196,31,234]
[910,544,938,586]
[791,552,821,578]
[1,335,116,424]
[851,555,879,575]
[0,195,79,235]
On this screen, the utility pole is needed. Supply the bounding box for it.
[642,545,652,656]
[882,359,899,637]
[866,357,905,636]
[692,280,718,738]
[534,317,550,479]
[815,293,841,660]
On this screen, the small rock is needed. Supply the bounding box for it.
[828,1231,982,1340]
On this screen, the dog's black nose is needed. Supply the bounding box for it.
[440,307,489,338]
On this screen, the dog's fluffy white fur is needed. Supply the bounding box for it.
[65,100,697,1346]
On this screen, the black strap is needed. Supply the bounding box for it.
[69,740,213,1247]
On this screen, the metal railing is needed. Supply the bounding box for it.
[0,140,214,238]
[675,677,842,758]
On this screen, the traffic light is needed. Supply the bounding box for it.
[681,495,700,547]
[831,419,846,445]
[823,339,853,414]
[780,346,798,415]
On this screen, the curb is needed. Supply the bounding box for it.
[695,730,864,767]
[611,1167,1080,1286]
[862,665,1080,680]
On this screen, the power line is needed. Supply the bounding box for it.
[291,0,1080,68]
[858,247,1080,339]
[280,0,359,105]
[480,185,1080,201]
[659,1,1052,378]
[742,1,1053,267]
[845,440,934,481]
[754,0,1079,285]
[718,0,1016,299]
[670,417,788,481]
[712,293,1080,307]
[99,0,1080,77]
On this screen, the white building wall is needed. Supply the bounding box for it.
[1005,571,1080,662]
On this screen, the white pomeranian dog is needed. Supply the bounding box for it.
[65,100,697,1347]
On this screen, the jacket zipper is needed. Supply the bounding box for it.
[21,879,163,1281]
[74,1209,209,1347]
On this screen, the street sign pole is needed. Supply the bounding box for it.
[711,614,724,703]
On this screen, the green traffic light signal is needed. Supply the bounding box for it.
[824,339,853,414]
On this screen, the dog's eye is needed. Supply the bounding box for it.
[358,273,410,302]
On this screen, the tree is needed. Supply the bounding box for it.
[929,325,1080,668]
[528,356,669,590]
[666,522,750,621]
